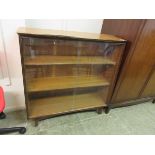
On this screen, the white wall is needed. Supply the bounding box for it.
[0,20,25,112]
[25,19,103,33]
[0,19,103,112]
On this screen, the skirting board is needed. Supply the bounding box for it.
[111,97,154,108]
[5,105,26,113]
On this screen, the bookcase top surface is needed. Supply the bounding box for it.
[17,27,126,42]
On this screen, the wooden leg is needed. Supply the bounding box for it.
[96,108,103,114]
[34,119,39,127]
[152,99,155,103]
[105,106,110,114]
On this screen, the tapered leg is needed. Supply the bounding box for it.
[152,99,155,103]
[96,108,103,114]
[34,119,39,127]
[105,106,110,114]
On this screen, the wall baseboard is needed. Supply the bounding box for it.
[5,105,26,113]
[111,97,154,108]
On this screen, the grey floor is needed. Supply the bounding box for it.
[1,101,155,135]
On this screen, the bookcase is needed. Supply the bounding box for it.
[17,27,126,126]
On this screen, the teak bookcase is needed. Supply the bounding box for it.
[17,27,126,126]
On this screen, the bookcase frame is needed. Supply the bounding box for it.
[18,27,126,126]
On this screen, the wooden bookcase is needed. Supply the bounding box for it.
[17,27,126,126]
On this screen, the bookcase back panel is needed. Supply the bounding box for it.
[25,65,113,80]
[22,37,119,58]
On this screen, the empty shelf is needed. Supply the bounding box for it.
[29,92,106,118]
[24,56,116,65]
[27,76,110,92]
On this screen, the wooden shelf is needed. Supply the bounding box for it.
[29,92,106,118]
[27,76,109,92]
[24,56,116,66]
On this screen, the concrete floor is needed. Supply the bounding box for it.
[1,101,155,135]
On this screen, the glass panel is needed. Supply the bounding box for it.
[73,41,118,110]
[22,36,122,118]
[22,37,79,118]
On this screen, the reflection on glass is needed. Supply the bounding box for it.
[22,37,120,118]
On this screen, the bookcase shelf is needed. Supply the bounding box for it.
[25,56,116,66]
[29,92,106,119]
[18,27,126,126]
[27,76,109,92]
